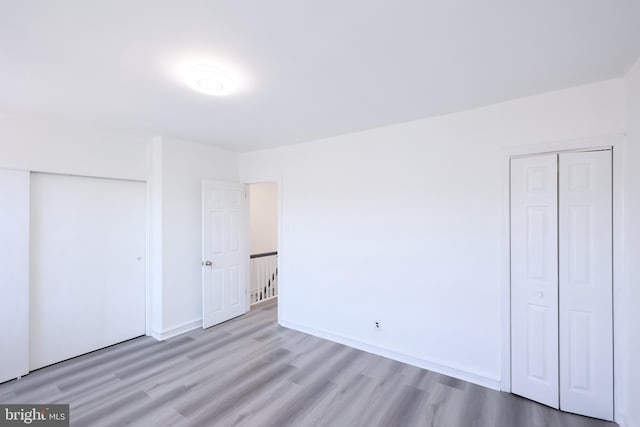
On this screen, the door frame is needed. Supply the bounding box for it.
[244,177,283,323]
[500,134,627,421]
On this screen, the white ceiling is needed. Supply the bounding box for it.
[1,1,639,152]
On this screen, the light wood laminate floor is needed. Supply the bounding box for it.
[0,300,617,427]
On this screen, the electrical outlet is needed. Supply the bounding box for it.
[375,321,381,329]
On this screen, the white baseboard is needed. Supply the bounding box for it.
[149,318,202,341]
[250,295,278,306]
[617,413,637,427]
[279,319,501,391]
[148,329,163,341]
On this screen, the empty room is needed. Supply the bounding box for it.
[1,1,639,426]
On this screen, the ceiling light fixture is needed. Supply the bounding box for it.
[184,64,236,96]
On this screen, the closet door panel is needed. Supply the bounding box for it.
[559,150,613,420]
[30,173,146,370]
[0,169,29,383]
[510,155,559,408]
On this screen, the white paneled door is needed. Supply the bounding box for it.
[558,151,613,420]
[202,180,247,329]
[30,173,146,370]
[510,150,613,421]
[511,154,559,408]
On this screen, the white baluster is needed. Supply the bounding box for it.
[249,254,278,305]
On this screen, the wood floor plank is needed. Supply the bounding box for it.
[0,299,618,427]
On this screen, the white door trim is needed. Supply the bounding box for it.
[500,134,627,422]
[244,177,283,323]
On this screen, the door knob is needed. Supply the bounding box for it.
[203,260,213,267]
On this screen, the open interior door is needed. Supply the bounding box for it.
[202,180,248,328]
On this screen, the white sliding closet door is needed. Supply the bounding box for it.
[558,151,613,420]
[30,173,146,370]
[511,154,559,408]
[0,169,29,383]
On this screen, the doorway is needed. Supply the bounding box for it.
[247,182,279,312]
[509,149,613,421]
[200,179,281,329]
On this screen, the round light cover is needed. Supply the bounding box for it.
[184,64,236,96]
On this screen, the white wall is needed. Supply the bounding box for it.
[0,113,149,180]
[624,57,640,427]
[159,136,240,333]
[240,79,625,387]
[249,183,278,254]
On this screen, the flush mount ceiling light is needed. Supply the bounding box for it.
[184,64,236,96]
